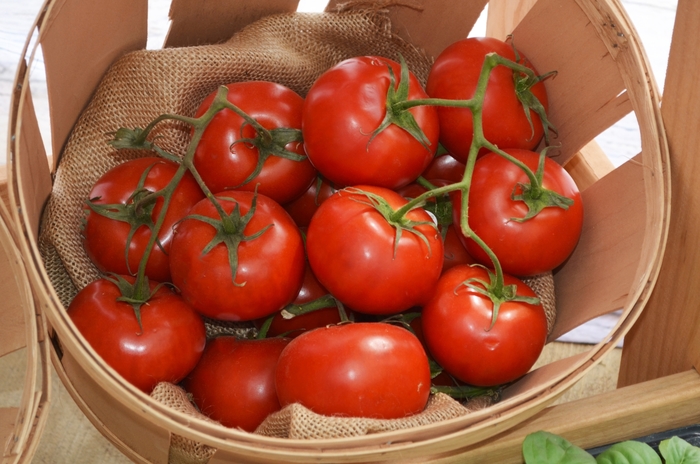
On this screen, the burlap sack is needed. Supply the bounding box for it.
[255,391,493,439]
[38,2,558,445]
[38,5,434,308]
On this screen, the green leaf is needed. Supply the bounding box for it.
[659,436,700,464]
[595,441,661,464]
[523,431,596,464]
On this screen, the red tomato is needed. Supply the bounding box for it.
[426,37,550,163]
[306,185,444,315]
[283,175,338,228]
[453,148,584,276]
[275,322,431,419]
[67,276,206,393]
[442,224,476,272]
[184,336,289,432]
[302,56,439,189]
[255,263,344,338]
[421,265,548,387]
[82,157,204,283]
[193,81,317,205]
[169,191,306,321]
[396,181,474,272]
[421,152,466,183]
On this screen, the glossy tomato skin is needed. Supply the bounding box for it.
[184,336,289,432]
[426,37,549,163]
[256,263,343,338]
[306,185,444,315]
[421,152,466,184]
[442,224,476,272]
[275,322,431,419]
[193,81,317,205]
[82,157,204,283]
[68,276,206,393]
[169,191,306,321]
[421,265,548,387]
[453,148,584,276]
[283,175,338,228]
[302,56,439,190]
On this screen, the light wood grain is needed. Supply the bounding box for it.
[421,369,700,463]
[619,0,700,386]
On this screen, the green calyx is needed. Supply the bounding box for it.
[510,150,574,222]
[457,266,541,331]
[508,35,558,145]
[230,123,305,189]
[368,54,433,152]
[84,162,165,276]
[345,187,438,259]
[185,191,272,287]
[104,273,169,334]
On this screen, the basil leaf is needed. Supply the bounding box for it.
[595,441,661,464]
[659,436,700,464]
[523,431,596,463]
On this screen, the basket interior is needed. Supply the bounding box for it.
[5,0,669,461]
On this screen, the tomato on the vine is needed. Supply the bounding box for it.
[82,157,204,283]
[275,322,431,419]
[426,37,550,162]
[255,263,344,339]
[306,185,444,315]
[184,336,289,432]
[68,276,206,393]
[283,175,338,228]
[453,148,583,276]
[169,191,306,321]
[193,81,316,205]
[302,56,439,189]
[421,265,548,387]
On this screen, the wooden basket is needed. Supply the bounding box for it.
[0,190,51,461]
[5,0,670,462]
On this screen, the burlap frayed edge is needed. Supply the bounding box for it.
[150,382,219,463]
[150,382,492,443]
[255,392,492,440]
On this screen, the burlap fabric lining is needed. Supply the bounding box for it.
[37,4,558,446]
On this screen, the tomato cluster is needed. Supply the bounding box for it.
[69,35,584,432]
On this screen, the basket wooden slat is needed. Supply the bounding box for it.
[6,0,670,462]
[39,0,147,165]
[618,0,700,387]
[0,198,50,463]
[167,0,301,49]
[551,157,647,340]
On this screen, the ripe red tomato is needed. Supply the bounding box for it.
[426,37,550,163]
[67,276,206,393]
[255,263,344,339]
[82,157,204,283]
[275,322,431,419]
[453,148,584,276]
[442,224,476,272]
[283,175,338,228]
[396,180,474,273]
[421,152,466,183]
[421,265,548,387]
[169,191,306,321]
[306,185,444,315]
[184,336,289,432]
[302,56,439,189]
[193,81,317,205]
